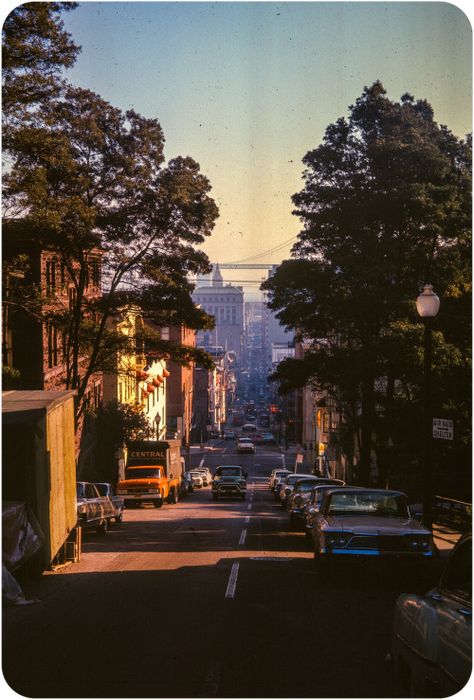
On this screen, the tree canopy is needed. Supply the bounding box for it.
[2,3,218,418]
[263,82,471,493]
[2,2,80,132]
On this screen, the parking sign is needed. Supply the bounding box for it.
[432,418,454,440]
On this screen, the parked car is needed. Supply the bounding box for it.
[311,488,435,571]
[268,468,291,490]
[76,481,116,534]
[224,431,236,440]
[183,472,194,493]
[303,484,360,538]
[390,534,471,697]
[273,471,293,499]
[242,423,257,432]
[187,471,204,488]
[262,433,275,445]
[212,465,247,500]
[287,477,345,527]
[209,430,220,439]
[237,437,256,454]
[194,467,212,486]
[277,472,314,508]
[94,482,125,523]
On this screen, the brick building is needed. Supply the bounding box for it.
[163,324,196,446]
[2,222,103,473]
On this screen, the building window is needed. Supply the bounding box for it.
[60,262,66,292]
[68,286,77,310]
[91,260,100,288]
[45,259,57,295]
[47,324,59,368]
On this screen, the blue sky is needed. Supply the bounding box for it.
[3,1,472,297]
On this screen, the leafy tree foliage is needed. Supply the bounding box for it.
[2,2,80,139]
[86,401,154,483]
[3,5,218,420]
[263,83,471,494]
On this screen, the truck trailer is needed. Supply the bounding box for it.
[116,440,184,508]
[2,390,78,572]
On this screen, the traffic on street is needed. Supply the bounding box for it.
[2,5,471,700]
[3,420,462,699]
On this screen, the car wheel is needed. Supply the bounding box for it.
[115,512,123,523]
[172,488,179,504]
[96,519,108,534]
[154,499,163,508]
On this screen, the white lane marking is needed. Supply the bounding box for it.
[245,516,250,523]
[225,563,239,598]
[199,456,205,467]
[281,454,286,466]
[239,529,247,545]
[247,503,252,510]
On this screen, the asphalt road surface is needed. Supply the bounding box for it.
[3,440,442,698]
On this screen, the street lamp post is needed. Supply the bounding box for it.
[416,284,440,530]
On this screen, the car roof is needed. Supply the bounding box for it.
[327,487,406,496]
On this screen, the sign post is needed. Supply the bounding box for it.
[432,418,454,440]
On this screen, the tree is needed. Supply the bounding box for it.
[263,82,471,492]
[2,2,80,145]
[3,3,219,424]
[3,84,218,418]
[90,401,154,484]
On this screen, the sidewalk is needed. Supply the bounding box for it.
[433,524,463,558]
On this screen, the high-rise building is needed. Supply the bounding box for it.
[192,264,244,364]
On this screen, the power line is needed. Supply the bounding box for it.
[223,235,298,264]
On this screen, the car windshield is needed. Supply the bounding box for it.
[125,467,162,479]
[311,485,340,506]
[296,480,320,492]
[216,468,243,477]
[325,491,409,517]
[287,474,310,485]
[239,438,252,443]
[95,483,110,496]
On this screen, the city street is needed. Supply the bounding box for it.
[3,441,443,699]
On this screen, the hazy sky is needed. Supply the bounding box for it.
[3,1,472,297]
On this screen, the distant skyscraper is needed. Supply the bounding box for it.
[192,264,244,364]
